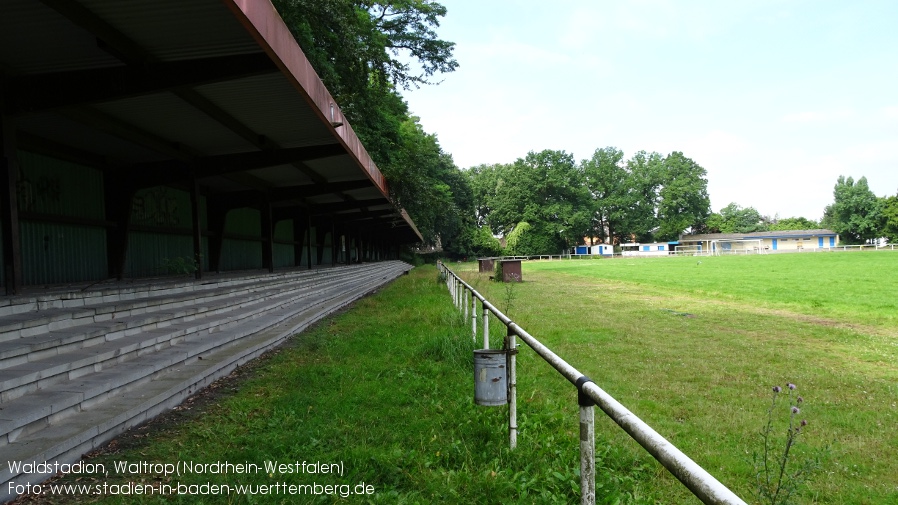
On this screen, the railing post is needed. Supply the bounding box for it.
[576,376,596,505]
[505,326,517,450]
[463,287,469,321]
[482,302,489,350]
[471,293,477,342]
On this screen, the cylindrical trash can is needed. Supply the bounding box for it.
[473,349,507,406]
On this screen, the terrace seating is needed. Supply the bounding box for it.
[0,261,411,501]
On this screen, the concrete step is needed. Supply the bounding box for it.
[0,269,322,343]
[0,261,409,502]
[0,265,394,401]
[0,270,288,318]
[0,265,380,367]
[0,263,399,444]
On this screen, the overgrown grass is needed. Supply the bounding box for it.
[454,252,898,504]
[26,267,658,504]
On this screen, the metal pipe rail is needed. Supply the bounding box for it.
[438,262,746,505]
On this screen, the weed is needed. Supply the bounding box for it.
[161,256,198,275]
[752,383,822,505]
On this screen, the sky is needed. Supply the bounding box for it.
[399,0,898,221]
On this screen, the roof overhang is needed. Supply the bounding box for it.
[0,0,422,243]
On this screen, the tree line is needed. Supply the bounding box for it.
[272,0,898,257]
[465,148,711,255]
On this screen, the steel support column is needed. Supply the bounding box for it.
[103,174,134,281]
[189,177,203,279]
[292,216,307,268]
[260,202,273,273]
[207,200,227,272]
[0,114,23,294]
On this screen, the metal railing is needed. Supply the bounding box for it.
[438,261,747,505]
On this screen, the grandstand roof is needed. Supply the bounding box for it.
[1,0,421,243]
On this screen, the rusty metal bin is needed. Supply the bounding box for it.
[473,349,507,406]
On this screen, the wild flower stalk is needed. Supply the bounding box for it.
[753,382,818,505]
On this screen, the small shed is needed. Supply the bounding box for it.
[497,259,522,282]
[478,257,495,273]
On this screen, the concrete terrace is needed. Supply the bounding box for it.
[0,261,411,501]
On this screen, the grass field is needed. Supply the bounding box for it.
[458,251,898,504]
[20,252,897,504]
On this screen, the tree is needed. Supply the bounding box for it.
[272,0,463,248]
[656,152,711,241]
[706,203,766,234]
[880,193,898,243]
[582,147,627,244]
[768,216,820,231]
[481,150,590,254]
[823,176,882,244]
[467,163,509,228]
[273,0,457,93]
[385,116,467,246]
[620,151,664,242]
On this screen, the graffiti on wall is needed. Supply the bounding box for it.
[16,171,62,212]
[132,187,182,227]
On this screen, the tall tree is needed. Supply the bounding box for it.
[271,0,464,248]
[823,176,882,244]
[656,152,710,241]
[582,147,627,244]
[485,150,590,254]
[621,151,664,242]
[467,163,509,228]
[881,193,898,243]
[386,117,463,245]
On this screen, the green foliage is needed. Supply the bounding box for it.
[472,150,590,254]
[823,175,882,244]
[451,225,503,258]
[706,202,766,233]
[656,152,711,241]
[160,256,197,276]
[768,216,820,231]
[582,147,628,243]
[504,221,531,256]
[272,0,457,93]
[621,150,664,242]
[472,148,712,248]
[384,116,466,245]
[880,194,898,243]
[272,0,477,250]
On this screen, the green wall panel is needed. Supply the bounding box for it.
[17,151,104,219]
[21,222,107,285]
[221,239,262,271]
[132,186,205,230]
[273,220,293,241]
[225,208,261,237]
[273,243,294,268]
[124,232,209,277]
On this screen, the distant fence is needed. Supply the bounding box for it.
[472,244,897,262]
[438,262,747,505]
